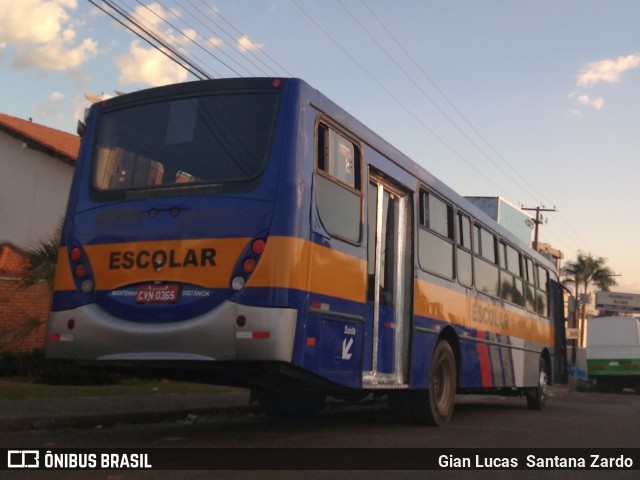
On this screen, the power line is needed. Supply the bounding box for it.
[193,0,294,77]
[360,0,552,208]
[92,0,213,79]
[357,1,591,255]
[140,0,247,77]
[290,0,516,199]
[339,0,540,206]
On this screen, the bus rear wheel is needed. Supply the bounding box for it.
[526,357,548,410]
[406,340,457,426]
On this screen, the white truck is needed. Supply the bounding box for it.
[586,316,640,393]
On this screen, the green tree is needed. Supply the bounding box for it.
[561,252,617,346]
[561,251,618,300]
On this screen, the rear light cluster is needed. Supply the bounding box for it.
[231,238,266,291]
[70,246,94,294]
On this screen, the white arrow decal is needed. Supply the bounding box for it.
[342,337,354,360]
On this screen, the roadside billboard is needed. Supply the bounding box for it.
[595,291,640,314]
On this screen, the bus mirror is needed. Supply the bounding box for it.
[77,120,86,137]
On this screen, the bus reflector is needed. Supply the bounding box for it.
[306,337,316,347]
[236,331,271,340]
[231,276,245,291]
[48,333,61,342]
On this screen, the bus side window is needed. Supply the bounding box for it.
[418,190,454,280]
[500,242,524,306]
[456,212,473,287]
[473,224,499,298]
[523,257,536,312]
[315,123,362,243]
[536,265,549,317]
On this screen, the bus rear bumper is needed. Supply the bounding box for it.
[45,301,298,364]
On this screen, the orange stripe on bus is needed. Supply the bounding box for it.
[53,247,75,291]
[84,238,249,290]
[247,236,367,304]
[414,277,554,346]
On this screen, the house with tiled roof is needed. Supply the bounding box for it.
[0,113,80,352]
[0,113,79,252]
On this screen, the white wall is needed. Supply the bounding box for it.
[0,133,74,249]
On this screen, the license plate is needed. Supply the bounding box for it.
[136,284,180,304]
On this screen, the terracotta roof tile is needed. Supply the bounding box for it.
[0,113,80,163]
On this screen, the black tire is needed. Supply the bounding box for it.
[409,340,457,426]
[526,357,548,410]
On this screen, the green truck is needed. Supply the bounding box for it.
[586,316,640,393]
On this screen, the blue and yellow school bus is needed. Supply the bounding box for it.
[46,77,566,425]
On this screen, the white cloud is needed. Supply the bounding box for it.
[111,2,194,87]
[577,54,640,87]
[50,91,64,102]
[0,0,97,72]
[114,40,188,87]
[237,35,262,52]
[13,37,98,71]
[576,93,604,110]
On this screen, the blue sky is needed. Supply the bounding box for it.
[1,0,640,294]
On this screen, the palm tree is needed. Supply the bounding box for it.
[20,222,62,293]
[560,251,617,347]
[561,251,617,298]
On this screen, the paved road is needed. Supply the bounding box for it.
[2,388,639,479]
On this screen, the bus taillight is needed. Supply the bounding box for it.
[74,264,87,278]
[231,238,267,291]
[251,239,266,255]
[69,246,95,294]
[70,247,82,262]
[243,258,257,274]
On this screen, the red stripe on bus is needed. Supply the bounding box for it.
[476,331,493,387]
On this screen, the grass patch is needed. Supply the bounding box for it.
[0,377,230,400]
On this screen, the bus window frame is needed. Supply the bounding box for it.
[472,221,500,299]
[417,186,456,281]
[313,118,364,245]
[455,209,474,288]
[88,89,282,202]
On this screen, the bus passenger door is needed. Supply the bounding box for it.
[363,174,413,387]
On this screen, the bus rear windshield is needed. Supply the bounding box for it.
[92,91,280,195]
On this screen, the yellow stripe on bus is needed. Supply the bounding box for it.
[53,247,75,291]
[53,236,553,346]
[414,277,554,346]
[83,238,249,290]
[247,236,367,304]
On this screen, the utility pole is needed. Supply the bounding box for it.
[522,205,556,251]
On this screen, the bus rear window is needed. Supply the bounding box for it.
[92,92,280,195]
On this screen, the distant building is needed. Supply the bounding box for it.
[0,113,79,352]
[465,196,533,245]
[465,196,564,270]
